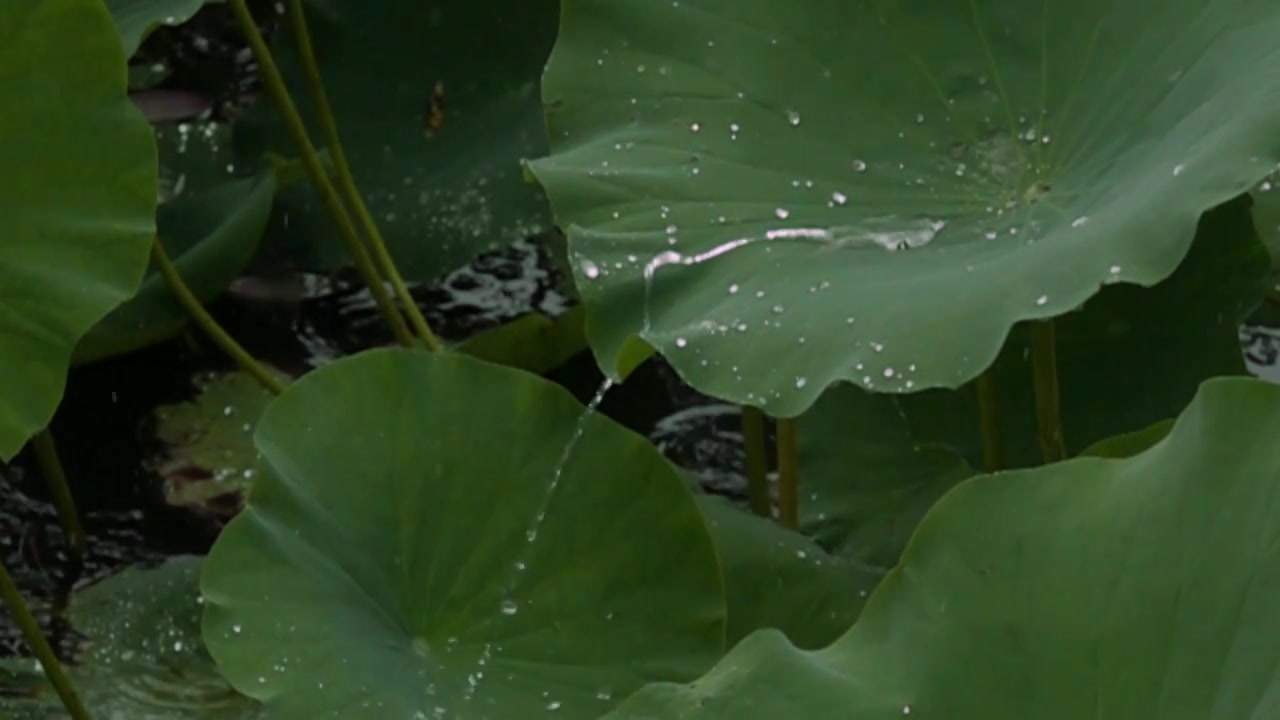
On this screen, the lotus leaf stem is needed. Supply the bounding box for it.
[150,238,288,396]
[30,430,84,556]
[775,418,800,529]
[282,0,443,352]
[0,559,91,720]
[1029,319,1067,463]
[741,406,771,517]
[226,0,416,349]
[976,370,1004,472]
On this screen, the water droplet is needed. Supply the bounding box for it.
[1071,216,1088,228]
[547,700,562,711]
[1036,295,1048,306]
[675,337,688,348]
[883,367,895,378]
[831,191,848,205]
[689,122,702,133]
[728,283,740,294]
[775,207,790,219]
[580,259,600,279]
[1173,164,1185,176]
[501,599,518,616]
[852,159,867,172]
[903,706,912,715]
[795,377,807,388]
[786,109,801,126]
[1109,265,1122,274]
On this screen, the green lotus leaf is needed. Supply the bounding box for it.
[900,195,1267,468]
[797,383,975,571]
[0,0,157,460]
[234,0,557,279]
[200,349,725,718]
[454,306,587,375]
[529,0,1280,416]
[105,0,215,56]
[75,169,276,364]
[695,495,875,651]
[0,557,262,719]
[609,376,1280,719]
[1077,419,1174,459]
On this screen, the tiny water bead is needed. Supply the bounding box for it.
[1036,295,1048,306]
[786,109,801,126]
[500,599,518,616]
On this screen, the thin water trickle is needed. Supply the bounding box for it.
[523,377,614,546]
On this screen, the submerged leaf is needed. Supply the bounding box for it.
[148,367,288,518]
[0,0,157,459]
[530,0,1280,415]
[201,349,724,718]
[0,557,262,719]
[610,377,1280,719]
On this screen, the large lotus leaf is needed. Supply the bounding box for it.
[106,0,214,56]
[233,0,557,280]
[695,495,875,651]
[797,383,975,571]
[200,348,724,718]
[529,0,1280,416]
[608,376,1280,719]
[0,556,262,719]
[75,169,276,364]
[0,0,157,460]
[901,195,1267,468]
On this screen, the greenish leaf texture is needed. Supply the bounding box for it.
[201,349,725,719]
[234,0,557,280]
[76,169,276,364]
[0,0,157,459]
[530,0,1280,416]
[611,377,1280,719]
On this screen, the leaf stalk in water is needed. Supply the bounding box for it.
[741,406,771,517]
[0,559,91,720]
[1030,319,1066,463]
[976,369,1004,472]
[226,0,416,349]
[31,429,85,556]
[282,0,443,352]
[151,237,288,396]
[775,418,800,529]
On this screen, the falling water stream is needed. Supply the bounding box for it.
[464,377,617,707]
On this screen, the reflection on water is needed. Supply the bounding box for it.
[1241,324,1280,383]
